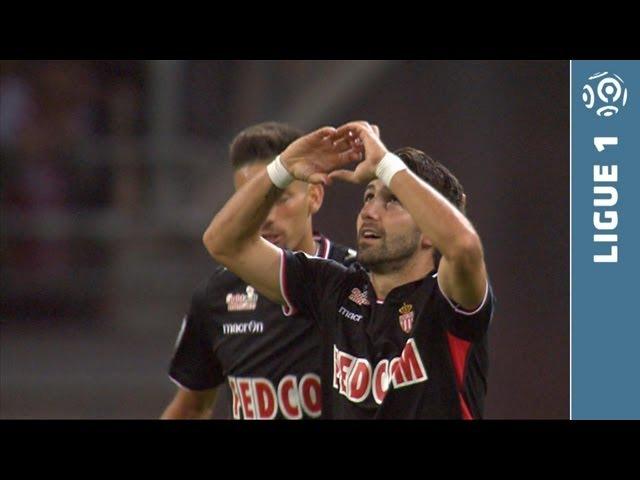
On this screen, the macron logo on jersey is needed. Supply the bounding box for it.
[222,321,264,335]
[339,306,363,322]
[333,338,428,405]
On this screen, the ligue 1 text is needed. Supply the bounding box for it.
[593,136,619,263]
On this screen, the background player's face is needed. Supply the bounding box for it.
[233,162,323,251]
[356,179,427,273]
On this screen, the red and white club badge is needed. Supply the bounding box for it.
[398,303,414,333]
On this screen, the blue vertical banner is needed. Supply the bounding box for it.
[572,61,640,419]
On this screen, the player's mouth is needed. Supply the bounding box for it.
[358,228,382,242]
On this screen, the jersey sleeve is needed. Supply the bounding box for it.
[279,248,348,320]
[433,275,496,341]
[168,283,224,391]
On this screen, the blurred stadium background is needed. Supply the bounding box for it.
[0,60,569,419]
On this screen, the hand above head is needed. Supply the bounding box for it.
[279,126,364,185]
[328,121,390,185]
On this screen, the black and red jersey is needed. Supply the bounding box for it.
[168,234,356,420]
[280,250,495,419]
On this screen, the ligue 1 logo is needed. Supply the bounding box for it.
[582,72,628,117]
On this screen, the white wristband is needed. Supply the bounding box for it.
[375,152,407,187]
[266,155,294,189]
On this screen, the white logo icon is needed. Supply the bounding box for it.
[582,72,628,117]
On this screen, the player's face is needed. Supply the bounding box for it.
[356,179,423,273]
[233,162,322,250]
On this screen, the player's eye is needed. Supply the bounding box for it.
[363,192,374,204]
[387,195,400,206]
[277,194,291,204]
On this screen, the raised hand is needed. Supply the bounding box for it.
[328,121,389,185]
[279,126,363,185]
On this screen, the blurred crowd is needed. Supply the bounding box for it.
[0,60,333,325]
[1,60,145,323]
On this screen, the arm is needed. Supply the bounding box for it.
[161,387,217,420]
[330,122,487,310]
[389,169,487,309]
[202,126,360,303]
[202,169,284,303]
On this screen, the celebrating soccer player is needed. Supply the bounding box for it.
[203,121,495,419]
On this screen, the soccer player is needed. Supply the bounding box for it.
[202,121,495,419]
[161,122,356,420]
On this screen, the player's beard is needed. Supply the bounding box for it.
[358,228,422,274]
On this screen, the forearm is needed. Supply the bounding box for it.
[203,168,282,260]
[390,168,483,264]
[203,125,353,259]
[161,401,212,419]
[161,389,216,419]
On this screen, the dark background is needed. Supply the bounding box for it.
[0,60,568,419]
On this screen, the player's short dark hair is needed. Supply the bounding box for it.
[394,147,466,267]
[229,122,303,170]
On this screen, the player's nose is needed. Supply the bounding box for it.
[359,199,381,222]
[264,207,278,226]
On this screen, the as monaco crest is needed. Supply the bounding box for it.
[398,303,414,334]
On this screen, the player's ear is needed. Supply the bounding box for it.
[307,183,324,215]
